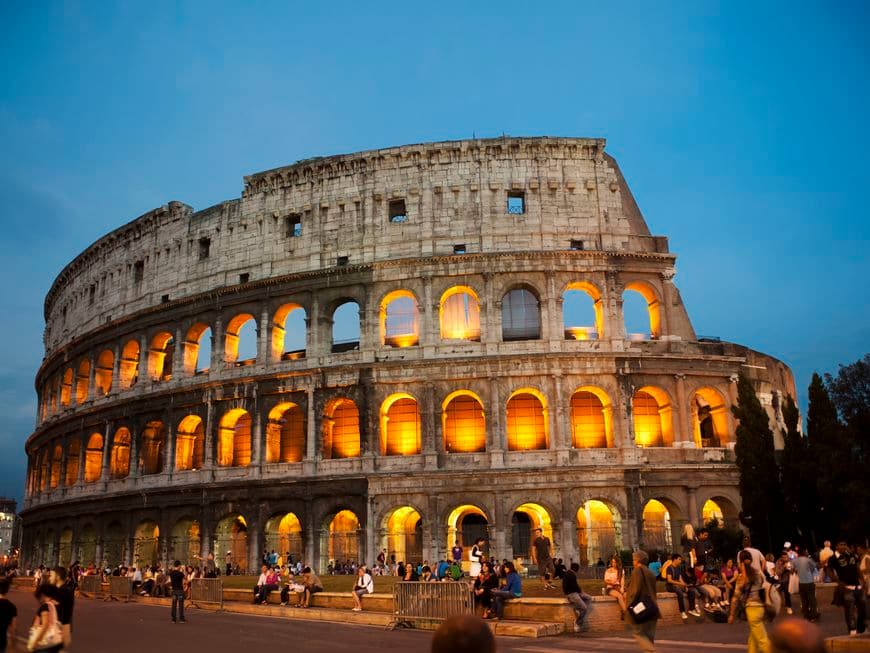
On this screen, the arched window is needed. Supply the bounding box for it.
[38,448,49,491]
[94,349,114,396]
[49,444,62,488]
[440,287,481,341]
[75,359,90,404]
[381,291,419,348]
[110,428,131,479]
[622,281,661,340]
[225,314,257,365]
[570,387,612,448]
[119,339,140,389]
[576,500,622,566]
[563,282,603,340]
[331,301,361,353]
[632,387,673,447]
[380,394,421,455]
[182,323,211,375]
[84,433,103,483]
[175,415,204,471]
[442,391,486,453]
[501,287,540,341]
[60,368,73,406]
[139,421,166,475]
[692,387,730,447]
[65,439,81,486]
[323,398,361,459]
[272,304,307,361]
[218,409,252,467]
[506,390,548,450]
[325,510,360,567]
[147,332,174,381]
[265,402,305,463]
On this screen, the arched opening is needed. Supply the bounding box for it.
[49,445,62,489]
[119,339,140,389]
[265,513,303,563]
[109,428,131,479]
[384,507,423,565]
[272,304,307,361]
[65,439,81,486]
[265,402,305,463]
[133,521,160,568]
[380,393,421,456]
[632,386,673,447]
[577,500,622,567]
[563,282,603,340]
[104,522,125,567]
[78,525,97,566]
[60,368,73,406]
[218,409,252,467]
[506,389,548,451]
[139,421,166,475]
[322,398,361,459]
[58,528,73,567]
[175,415,204,471]
[570,386,613,448]
[511,503,553,561]
[381,290,420,348]
[501,287,540,341]
[95,349,114,396]
[331,300,361,353]
[224,313,257,365]
[75,359,90,404]
[641,499,680,551]
[439,286,481,341]
[215,515,248,573]
[702,496,739,527]
[442,391,486,453]
[702,499,724,527]
[182,323,212,375]
[623,281,662,340]
[84,433,103,483]
[43,529,56,566]
[38,448,49,492]
[170,519,201,566]
[446,505,489,562]
[147,332,174,381]
[692,387,730,447]
[323,510,361,568]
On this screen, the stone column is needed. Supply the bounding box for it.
[307,296,320,360]
[109,343,121,394]
[551,374,566,449]
[165,420,177,478]
[488,378,504,467]
[210,316,224,371]
[546,271,560,342]
[250,404,263,476]
[304,384,317,475]
[365,496,376,567]
[614,377,635,448]
[423,382,438,459]
[248,517,263,574]
[674,373,690,447]
[259,304,270,367]
[100,421,112,482]
[138,333,150,383]
[687,486,699,529]
[77,437,87,486]
[421,276,433,348]
[560,493,579,565]
[86,359,97,402]
[129,423,140,479]
[304,511,316,572]
[171,325,184,380]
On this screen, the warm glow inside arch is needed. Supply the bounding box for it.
[60,368,73,406]
[271,303,307,361]
[439,286,481,341]
[506,389,548,451]
[175,415,204,471]
[265,513,303,561]
[692,387,730,447]
[94,349,114,396]
[576,500,622,567]
[266,402,305,463]
[119,340,140,389]
[147,332,174,381]
[327,510,360,564]
[563,281,604,340]
[65,439,80,486]
[215,515,248,573]
[570,386,613,448]
[182,323,211,375]
[385,506,423,564]
[322,398,361,459]
[75,359,90,404]
[511,502,553,559]
[49,445,62,488]
[380,393,421,456]
[446,505,489,553]
[641,499,674,550]
[140,421,166,475]
[110,428,131,479]
[702,499,724,526]
[224,313,257,364]
[84,433,103,483]
[218,409,252,467]
[633,386,673,447]
[442,390,486,453]
[380,290,420,348]
[623,281,662,340]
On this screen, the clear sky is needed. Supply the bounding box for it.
[1,1,868,504]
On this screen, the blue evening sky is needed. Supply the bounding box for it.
[1,1,868,503]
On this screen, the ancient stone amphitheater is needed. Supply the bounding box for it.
[21,137,796,573]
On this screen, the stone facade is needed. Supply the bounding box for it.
[21,137,796,574]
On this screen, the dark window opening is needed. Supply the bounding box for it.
[453,244,467,255]
[337,256,349,267]
[239,273,250,284]
[388,199,407,223]
[507,191,525,215]
[89,285,96,305]
[570,239,584,251]
[134,261,144,283]
[199,237,211,259]
[286,214,302,238]
[161,294,170,303]
[501,288,541,341]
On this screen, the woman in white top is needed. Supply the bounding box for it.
[604,555,626,617]
[470,538,485,578]
[352,565,374,611]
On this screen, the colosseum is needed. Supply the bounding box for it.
[21,136,797,574]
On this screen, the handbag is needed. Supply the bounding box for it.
[27,602,63,651]
[628,594,660,623]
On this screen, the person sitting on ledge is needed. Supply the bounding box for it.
[299,567,323,608]
[489,561,522,620]
[351,565,373,612]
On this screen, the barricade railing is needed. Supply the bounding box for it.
[78,575,103,597]
[107,577,133,602]
[389,581,475,630]
[190,578,223,608]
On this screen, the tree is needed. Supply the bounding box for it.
[806,372,845,539]
[732,372,786,551]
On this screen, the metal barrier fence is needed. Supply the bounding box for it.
[190,578,223,608]
[390,582,475,630]
[78,575,103,596]
[108,577,133,602]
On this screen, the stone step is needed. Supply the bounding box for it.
[490,620,564,638]
[826,634,870,652]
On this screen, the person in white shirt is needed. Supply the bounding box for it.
[741,536,765,575]
[819,541,834,582]
[351,565,373,611]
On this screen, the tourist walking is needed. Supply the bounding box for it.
[0,579,18,653]
[792,547,818,621]
[530,528,556,590]
[351,565,373,611]
[169,560,187,623]
[49,566,74,650]
[729,551,770,653]
[26,584,63,653]
[562,562,594,632]
[624,550,660,653]
[829,542,866,636]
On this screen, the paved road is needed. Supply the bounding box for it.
[6,587,853,652]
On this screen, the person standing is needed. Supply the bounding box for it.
[562,562,594,632]
[169,561,187,624]
[27,585,62,653]
[792,548,818,621]
[0,579,17,653]
[451,542,463,567]
[829,542,866,636]
[469,538,485,578]
[729,551,770,653]
[624,550,659,653]
[819,541,834,582]
[49,567,74,651]
[530,528,556,590]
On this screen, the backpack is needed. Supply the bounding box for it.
[761,581,781,621]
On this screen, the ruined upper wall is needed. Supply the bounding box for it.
[43,137,669,356]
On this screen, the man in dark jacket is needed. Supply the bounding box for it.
[562,562,594,632]
[624,550,659,652]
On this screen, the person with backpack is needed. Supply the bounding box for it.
[729,550,770,653]
[26,584,63,653]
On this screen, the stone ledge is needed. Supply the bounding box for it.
[826,634,870,652]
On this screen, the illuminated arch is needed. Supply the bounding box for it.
[58,528,73,567]
[84,433,103,483]
[506,388,548,451]
[325,510,360,566]
[702,496,739,526]
[380,290,420,348]
[38,448,49,492]
[570,386,613,448]
[218,409,252,467]
[75,359,90,404]
[623,281,662,340]
[439,286,481,341]
[215,514,248,572]
[60,368,73,406]
[139,421,166,475]
[170,518,201,566]
[702,499,723,526]
[641,498,682,550]
[271,303,307,361]
[182,322,212,375]
[175,415,204,471]
[65,439,81,486]
[265,513,303,562]
[501,286,541,341]
[380,393,421,456]
[563,281,604,340]
[511,502,553,560]
[383,506,423,564]
[224,313,257,364]
[322,398,360,459]
[632,386,674,447]
[119,339,140,389]
[446,505,489,556]
[133,520,160,568]
[265,402,305,463]
[94,349,114,396]
[109,428,131,479]
[576,500,622,566]
[147,331,174,381]
[692,387,730,447]
[49,444,62,488]
[442,390,486,453]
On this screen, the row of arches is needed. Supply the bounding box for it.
[39,279,665,421]
[28,384,731,494]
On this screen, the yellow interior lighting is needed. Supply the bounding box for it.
[506,389,548,451]
[381,394,421,455]
[442,391,486,453]
[324,398,361,458]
